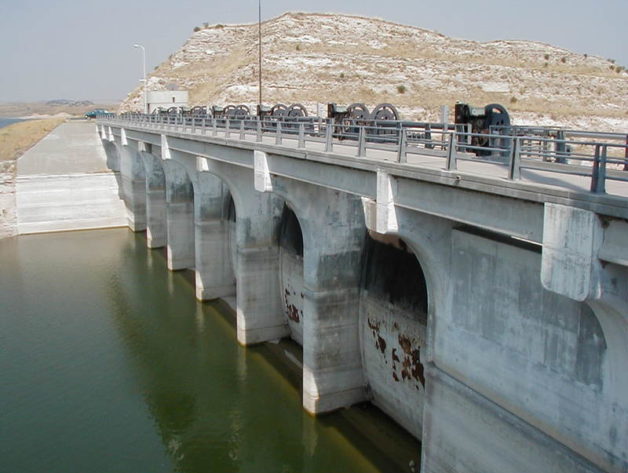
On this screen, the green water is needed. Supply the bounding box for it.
[0,229,417,473]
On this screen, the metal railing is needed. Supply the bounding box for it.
[99,113,628,196]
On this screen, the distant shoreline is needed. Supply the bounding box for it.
[0,117,28,129]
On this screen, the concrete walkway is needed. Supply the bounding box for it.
[16,121,127,234]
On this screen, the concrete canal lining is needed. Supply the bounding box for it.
[14,120,126,234]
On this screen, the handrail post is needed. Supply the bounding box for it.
[239,120,245,140]
[397,127,408,163]
[201,118,206,135]
[624,134,628,171]
[298,123,305,148]
[212,118,217,136]
[225,119,231,138]
[508,137,521,180]
[191,117,196,134]
[276,121,283,145]
[357,126,366,157]
[446,133,457,170]
[256,117,262,142]
[591,144,607,193]
[325,118,334,152]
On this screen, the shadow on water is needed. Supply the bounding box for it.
[106,231,420,473]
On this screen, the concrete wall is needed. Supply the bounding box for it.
[0,161,17,239]
[147,90,188,113]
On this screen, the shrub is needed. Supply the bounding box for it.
[397,85,407,94]
[543,62,548,68]
[560,57,566,64]
[296,44,301,51]
[340,72,345,79]
[193,26,201,32]
[510,96,518,104]
[544,53,550,60]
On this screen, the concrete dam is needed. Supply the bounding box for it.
[93,114,628,473]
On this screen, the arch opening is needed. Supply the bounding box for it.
[278,203,305,345]
[359,230,429,440]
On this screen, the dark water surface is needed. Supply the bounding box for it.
[0,229,417,473]
[0,117,26,129]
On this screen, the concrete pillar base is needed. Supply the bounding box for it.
[166,201,194,271]
[195,219,235,301]
[302,286,366,413]
[236,245,289,345]
[146,189,166,248]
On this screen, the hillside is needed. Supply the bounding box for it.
[120,12,628,132]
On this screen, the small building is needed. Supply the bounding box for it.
[147,90,189,113]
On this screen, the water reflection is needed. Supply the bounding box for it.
[0,229,417,473]
[105,232,384,473]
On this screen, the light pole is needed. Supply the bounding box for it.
[133,44,147,114]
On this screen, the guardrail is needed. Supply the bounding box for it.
[99,114,628,196]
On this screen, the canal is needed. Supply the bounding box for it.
[0,228,419,473]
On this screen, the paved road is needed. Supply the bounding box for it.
[18,121,109,176]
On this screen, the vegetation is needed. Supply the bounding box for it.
[0,118,65,161]
[397,85,407,94]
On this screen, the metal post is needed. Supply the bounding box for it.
[212,118,217,136]
[425,123,434,150]
[240,120,245,140]
[397,128,408,163]
[256,117,262,142]
[325,118,334,152]
[624,134,628,171]
[202,118,206,135]
[446,133,457,170]
[508,137,521,180]
[357,126,366,157]
[276,121,282,145]
[298,123,305,148]
[226,119,231,138]
[591,144,607,193]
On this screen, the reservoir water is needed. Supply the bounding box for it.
[0,228,418,473]
[0,117,26,129]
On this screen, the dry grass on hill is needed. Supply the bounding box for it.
[0,118,66,161]
[120,12,628,132]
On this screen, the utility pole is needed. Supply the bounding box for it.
[134,44,147,114]
[258,0,262,107]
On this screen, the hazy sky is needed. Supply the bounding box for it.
[1,0,626,103]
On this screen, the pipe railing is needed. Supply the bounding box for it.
[99,113,628,195]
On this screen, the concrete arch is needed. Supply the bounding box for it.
[102,140,120,172]
[196,156,287,345]
[268,176,368,414]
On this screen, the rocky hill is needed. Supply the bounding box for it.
[120,12,628,132]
